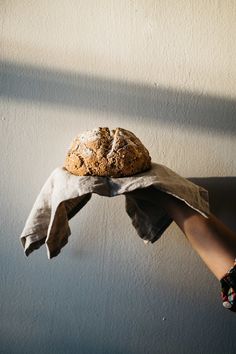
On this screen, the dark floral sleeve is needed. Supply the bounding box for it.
[220,259,236,312]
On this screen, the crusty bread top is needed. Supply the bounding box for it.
[64,127,151,177]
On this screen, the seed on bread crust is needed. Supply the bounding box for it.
[64,127,151,177]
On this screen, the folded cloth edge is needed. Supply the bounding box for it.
[20,163,210,259]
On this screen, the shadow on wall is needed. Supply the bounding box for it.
[190,177,236,232]
[1,60,236,134]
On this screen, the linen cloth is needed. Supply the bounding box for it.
[20,163,210,259]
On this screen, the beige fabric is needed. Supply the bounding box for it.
[20,163,209,259]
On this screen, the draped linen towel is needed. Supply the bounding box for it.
[20,163,209,259]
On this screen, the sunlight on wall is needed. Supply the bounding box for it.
[1,0,236,97]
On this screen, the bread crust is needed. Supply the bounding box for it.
[64,127,151,177]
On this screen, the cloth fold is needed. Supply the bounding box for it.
[20,163,210,259]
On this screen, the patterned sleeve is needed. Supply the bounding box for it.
[220,259,236,312]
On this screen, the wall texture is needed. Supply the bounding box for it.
[1,1,236,353]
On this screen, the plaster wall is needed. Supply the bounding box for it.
[1,1,236,353]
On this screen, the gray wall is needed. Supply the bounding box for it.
[1,1,236,353]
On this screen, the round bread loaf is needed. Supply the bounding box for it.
[64,127,151,177]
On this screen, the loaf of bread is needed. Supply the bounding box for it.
[64,127,151,177]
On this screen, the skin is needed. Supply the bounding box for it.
[129,187,236,280]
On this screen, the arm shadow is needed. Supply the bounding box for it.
[1,60,236,135]
[189,177,236,232]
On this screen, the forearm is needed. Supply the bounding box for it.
[161,193,236,280]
